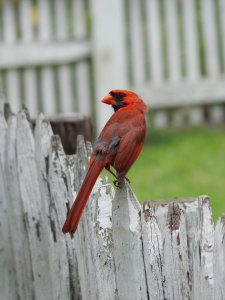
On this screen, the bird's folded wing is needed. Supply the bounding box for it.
[114,128,145,176]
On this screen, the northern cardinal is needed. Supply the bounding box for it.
[62,90,148,234]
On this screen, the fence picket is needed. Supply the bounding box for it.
[219,0,225,68]
[55,0,73,113]
[38,0,56,114]
[145,0,163,83]
[3,0,20,113]
[16,111,53,299]
[0,110,17,300]
[201,0,222,125]
[182,0,200,80]
[19,0,38,117]
[153,111,169,128]
[48,134,77,299]
[192,196,214,300]
[189,107,205,125]
[0,98,7,165]
[201,0,220,77]
[214,215,225,300]
[209,105,225,124]
[92,184,117,300]
[5,115,34,300]
[164,202,190,300]
[73,0,91,115]
[165,0,181,82]
[183,198,199,298]
[112,183,148,300]
[129,0,145,84]
[34,115,65,300]
[91,0,127,132]
[142,202,167,300]
[75,136,100,299]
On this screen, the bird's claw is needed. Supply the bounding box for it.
[113,176,130,188]
[113,179,122,188]
[125,176,130,184]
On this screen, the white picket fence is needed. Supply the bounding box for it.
[94,0,225,129]
[1,100,225,300]
[0,0,92,118]
[1,0,225,131]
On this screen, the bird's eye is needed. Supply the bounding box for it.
[118,93,124,97]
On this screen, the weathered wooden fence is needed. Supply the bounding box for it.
[1,0,225,131]
[94,0,225,129]
[1,103,225,300]
[0,0,92,117]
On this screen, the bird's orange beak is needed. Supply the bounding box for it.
[101,94,116,105]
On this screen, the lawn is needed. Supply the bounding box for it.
[124,127,225,222]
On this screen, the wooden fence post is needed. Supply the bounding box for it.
[112,183,148,300]
[91,0,128,132]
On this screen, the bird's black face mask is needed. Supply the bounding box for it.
[110,91,127,112]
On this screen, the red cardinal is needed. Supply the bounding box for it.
[62,90,148,234]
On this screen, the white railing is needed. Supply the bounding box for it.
[0,0,92,118]
[0,99,225,300]
[93,0,225,130]
[0,0,225,131]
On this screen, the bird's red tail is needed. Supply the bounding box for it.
[62,159,104,234]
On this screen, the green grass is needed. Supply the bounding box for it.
[109,127,225,222]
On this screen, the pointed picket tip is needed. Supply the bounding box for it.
[112,181,147,299]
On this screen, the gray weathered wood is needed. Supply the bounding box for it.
[5,115,33,300]
[16,111,53,299]
[1,107,225,300]
[0,95,7,166]
[189,196,214,300]
[0,160,17,300]
[112,182,147,300]
[135,77,225,109]
[91,184,117,300]
[48,134,77,299]
[142,202,167,300]
[0,111,17,300]
[163,202,190,299]
[214,215,225,300]
[0,42,91,69]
